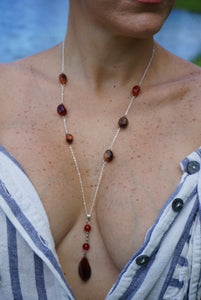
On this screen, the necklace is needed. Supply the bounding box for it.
[57,41,155,282]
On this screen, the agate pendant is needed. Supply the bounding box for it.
[79,218,92,281]
[78,256,91,281]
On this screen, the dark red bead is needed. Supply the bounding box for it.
[132,85,141,96]
[57,103,67,116]
[118,116,128,128]
[84,224,91,232]
[83,243,90,251]
[104,150,114,162]
[78,256,91,282]
[66,133,73,144]
[59,73,67,85]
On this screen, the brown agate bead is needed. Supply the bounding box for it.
[118,116,128,128]
[66,133,74,144]
[57,103,67,116]
[132,85,141,96]
[104,150,114,162]
[59,73,67,85]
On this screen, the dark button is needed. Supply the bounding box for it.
[186,161,200,174]
[172,198,184,212]
[136,255,150,266]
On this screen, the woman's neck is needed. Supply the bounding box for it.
[64,7,154,93]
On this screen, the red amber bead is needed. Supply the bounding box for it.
[83,243,90,251]
[104,150,114,162]
[66,133,73,144]
[118,116,128,128]
[84,224,91,232]
[132,85,141,96]
[78,256,91,282]
[59,73,67,85]
[57,104,67,116]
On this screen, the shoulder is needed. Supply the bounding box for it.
[0,44,61,103]
[155,42,201,84]
[0,45,61,129]
[148,44,201,152]
[153,43,201,104]
[0,44,61,92]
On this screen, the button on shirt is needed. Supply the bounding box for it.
[0,145,201,299]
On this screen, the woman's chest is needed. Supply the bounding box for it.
[0,117,187,254]
[25,135,183,267]
[1,108,199,299]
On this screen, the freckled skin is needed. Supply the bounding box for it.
[0,0,201,299]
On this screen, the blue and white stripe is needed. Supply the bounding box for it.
[107,150,201,299]
[0,145,75,300]
[0,144,201,299]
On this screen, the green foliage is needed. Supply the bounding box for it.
[175,0,201,13]
[193,55,201,66]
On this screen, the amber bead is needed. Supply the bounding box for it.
[59,73,67,85]
[132,85,141,96]
[84,224,91,232]
[66,133,74,144]
[83,243,90,251]
[79,256,91,282]
[57,103,67,116]
[118,116,128,128]
[104,150,114,162]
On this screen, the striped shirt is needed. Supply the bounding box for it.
[0,144,201,299]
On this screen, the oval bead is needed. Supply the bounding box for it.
[78,256,91,282]
[132,85,141,96]
[104,150,114,162]
[118,116,129,128]
[66,133,74,144]
[59,73,67,85]
[57,103,67,116]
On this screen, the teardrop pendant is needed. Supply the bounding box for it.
[78,256,91,282]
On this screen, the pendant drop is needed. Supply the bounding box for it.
[79,218,92,282]
[78,256,91,282]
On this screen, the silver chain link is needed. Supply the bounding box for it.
[60,41,155,220]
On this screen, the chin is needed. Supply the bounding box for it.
[106,14,168,39]
[92,0,174,39]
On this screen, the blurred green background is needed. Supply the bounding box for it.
[176,0,201,13]
[176,0,201,66]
